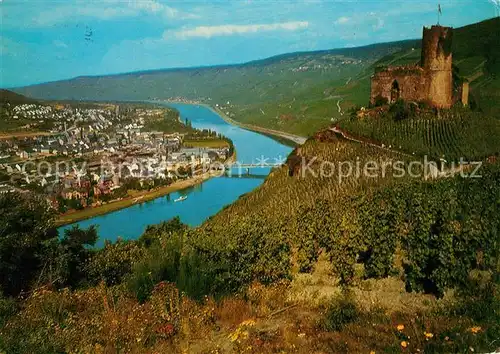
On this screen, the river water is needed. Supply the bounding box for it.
[58,103,293,245]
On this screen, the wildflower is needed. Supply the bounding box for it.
[228,330,240,342]
[470,326,481,334]
[401,341,408,348]
[239,319,256,327]
[424,332,434,339]
[370,351,376,354]
[397,324,405,331]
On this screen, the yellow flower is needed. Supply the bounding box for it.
[401,341,408,348]
[470,326,481,334]
[240,319,256,327]
[370,351,376,354]
[228,330,240,342]
[397,324,405,331]
[424,332,434,339]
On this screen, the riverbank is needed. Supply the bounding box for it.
[56,154,237,227]
[207,105,308,146]
[56,145,237,226]
[57,104,239,228]
[156,100,306,146]
[56,171,214,227]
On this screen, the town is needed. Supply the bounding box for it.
[0,98,232,218]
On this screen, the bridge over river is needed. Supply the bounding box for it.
[223,162,284,169]
[220,161,286,176]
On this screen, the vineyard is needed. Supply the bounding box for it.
[1,130,499,353]
[339,107,500,161]
[204,130,422,230]
[197,129,499,294]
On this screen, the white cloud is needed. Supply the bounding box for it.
[166,21,309,39]
[128,0,200,20]
[335,16,350,25]
[53,40,68,48]
[32,0,198,27]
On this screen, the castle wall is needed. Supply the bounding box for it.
[370,25,455,108]
[370,68,429,105]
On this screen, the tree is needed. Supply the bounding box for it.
[53,225,98,287]
[0,192,57,296]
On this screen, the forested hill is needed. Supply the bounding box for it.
[11,39,418,103]
[0,89,38,105]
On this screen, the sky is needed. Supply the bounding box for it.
[1,0,498,88]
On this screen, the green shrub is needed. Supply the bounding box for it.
[389,99,417,121]
[321,294,359,331]
[140,216,187,247]
[372,95,389,107]
[0,293,17,330]
[127,233,183,303]
[87,239,144,286]
[56,225,98,288]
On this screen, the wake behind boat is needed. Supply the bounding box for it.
[174,196,188,202]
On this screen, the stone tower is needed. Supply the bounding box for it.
[421,25,453,108]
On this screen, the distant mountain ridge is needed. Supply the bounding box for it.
[11,39,420,102]
[10,18,500,136]
[14,39,421,85]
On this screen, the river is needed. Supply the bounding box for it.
[58,103,293,245]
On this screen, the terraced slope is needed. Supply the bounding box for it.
[339,107,500,161]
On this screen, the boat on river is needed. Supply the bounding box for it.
[57,103,292,244]
[174,196,188,202]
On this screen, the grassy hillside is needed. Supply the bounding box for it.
[13,40,419,102]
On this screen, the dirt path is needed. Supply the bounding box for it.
[336,99,344,116]
[331,126,470,178]
[331,126,413,158]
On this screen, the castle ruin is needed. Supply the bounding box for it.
[370,25,468,108]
